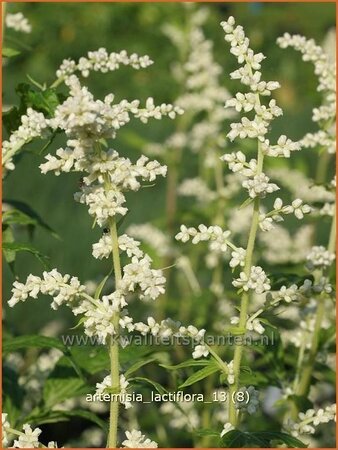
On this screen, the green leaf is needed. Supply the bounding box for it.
[2,242,50,269]
[257,432,307,448]
[69,346,109,375]
[3,47,21,57]
[15,83,61,117]
[43,378,89,408]
[125,357,157,378]
[160,359,212,370]
[195,429,220,437]
[179,362,219,389]
[28,409,107,431]
[94,269,113,299]
[129,377,168,395]
[221,430,307,448]
[221,430,247,447]
[2,226,16,267]
[120,341,159,365]
[239,197,254,210]
[3,366,25,426]
[3,335,66,354]
[2,106,21,134]
[3,199,59,238]
[3,209,38,227]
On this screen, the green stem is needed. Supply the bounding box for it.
[228,142,264,427]
[108,218,122,448]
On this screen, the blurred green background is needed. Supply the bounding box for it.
[3,1,336,335]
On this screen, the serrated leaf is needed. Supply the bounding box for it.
[15,83,61,117]
[179,362,219,389]
[3,335,66,354]
[28,409,106,430]
[43,378,89,408]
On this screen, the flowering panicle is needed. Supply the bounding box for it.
[5,12,31,33]
[2,108,49,173]
[2,415,59,448]
[39,74,182,226]
[285,405,336,438]
[56,48,153,80]
[121,430,158,448]
[277,33,336,155]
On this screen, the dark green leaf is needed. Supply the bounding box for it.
[43,378,89,408]
[15,83,61,117]
[2,242,50,269]
[68,346,109,375]
[28,409,107,431]
[179,361,219,389]
[3,199,59,238]
[129,377,168,395]
[3,335,66,354]
[3,366,25,426]
[125,357,157,378]
[221,430,307,448]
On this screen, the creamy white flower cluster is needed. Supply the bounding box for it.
[5,12,31,33]
[176,224,231,253]
[220,17,302,208]
[93,233,143,260]
[221,17,283,142]
[176,224,247,269]
[8,260,165,344]
[46,75,182,143]
[2,415,58,448]
[287,404,336,437]
[121,315,208,361]
[121,430,158,448]
[233,266,271,294]
[259,197,312,231]
[277,33,336,155]
[305,246,336,271]
[267,277,333,309]
[95,374,131,409]
[40,74,182,225]
[3,108,49,173]
[231,315,265,335]
[56,48,153,79]
[8,269,85,310]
